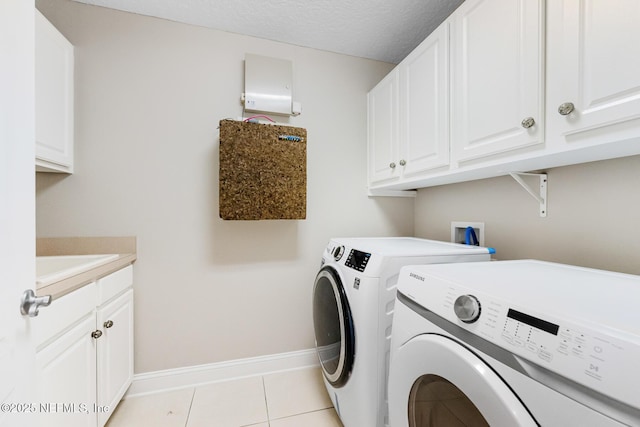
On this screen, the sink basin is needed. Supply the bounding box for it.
[36,254,119,287]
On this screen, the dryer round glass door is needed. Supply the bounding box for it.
[389,334,538,427]
[312,266,355,387]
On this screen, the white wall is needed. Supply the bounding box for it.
[415,155,640,275]
[35,0,413,373]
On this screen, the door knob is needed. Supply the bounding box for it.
[20,289,52,317]
[521,117,535,129]
[558,102,575,116]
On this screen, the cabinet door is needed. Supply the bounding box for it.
[451,0,543,163]
[35,10,74,173]
[96,290,133,427]
[400,22,450,177]
[36,315,97,427]
[546,0,640,145]
[368,69,400,185]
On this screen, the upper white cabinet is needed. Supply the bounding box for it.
[368,69,400,186]
[35,9,74,173]
[368,24,449,189]
[400,22,450,177]
[546,0,640,149]
[367,0,640,193]
[450,0,544,164]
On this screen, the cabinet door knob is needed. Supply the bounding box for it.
[104,320,114,329]
[389,162,396,169]
[558,102,575,116]
[399,159,406,166]
[91,330,103,339]
[521,117,535,129]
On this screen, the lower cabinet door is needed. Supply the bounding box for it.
[36,314,97,427]
[96,290,134,427]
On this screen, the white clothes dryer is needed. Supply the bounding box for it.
[389,260,640,427]
[312,237,494,427]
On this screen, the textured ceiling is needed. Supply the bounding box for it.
[71,0,464,64]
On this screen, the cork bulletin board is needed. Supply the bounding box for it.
[219,119,307,220]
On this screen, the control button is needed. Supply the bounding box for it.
[454,295,481,323]
[526,343,538,353]
[559,331,572,340]
[513,338,525,347]
[585,365,602,381]
[502,334,514,344]
[539,350,553,362]
[594,346,603,354]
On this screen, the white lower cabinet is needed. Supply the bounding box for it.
[36,265,134,427]
[96,290,134,427]
[37,315,97,427]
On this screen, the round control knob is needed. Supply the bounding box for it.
[333,245,345,261]
[454,295,481,323]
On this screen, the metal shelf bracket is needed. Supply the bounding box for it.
[509,172,547,217]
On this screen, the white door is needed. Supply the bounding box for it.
[96,290,134,427]
[36,316,97,427]
[368,69,400,186]
[35,9,74,172]
[399,22,450,177]
[0,1,37,426]
[450,0,544,163]
[388,334,537,427]
[546,0,640,145]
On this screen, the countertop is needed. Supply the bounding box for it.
[36,237,137,300]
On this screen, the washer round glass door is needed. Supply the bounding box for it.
[312,266,355,387]
[389,334,538,427]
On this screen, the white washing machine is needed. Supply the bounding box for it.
[389,260,640,427]
[312,237,495,427]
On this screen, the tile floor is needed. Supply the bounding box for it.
[106,367,344,427]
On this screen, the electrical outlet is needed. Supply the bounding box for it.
[451,221,485,247]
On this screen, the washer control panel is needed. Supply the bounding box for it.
[398,265,640,414]
[439,287,639,412]
[344,249,371,272]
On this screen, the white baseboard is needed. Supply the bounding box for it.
[125,348,319,398]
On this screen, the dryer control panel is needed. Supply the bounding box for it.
[345,249,371,272]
